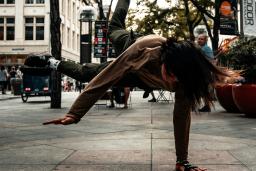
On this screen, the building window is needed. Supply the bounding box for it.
[62,0,65,15]
[7,0,15,4]
[67,0,71,19]
[0,0,15,4]
[25,17,44,40]
[61,24,64,46]
[72,2,76,23]
[0,17,15,41]
[36,17,44,40]
[25,17,33,40]
[25,0,33,4]
[72,31,75,50]
[77,34,79,52]
[67,28,70,48]
[25,0,44,4]
[36,0,44,3]
[7,17,15,40]
[0,18,3,40]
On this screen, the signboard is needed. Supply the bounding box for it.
[219,0,239,35]
[108,39,116,58]
[243,0,256,36]
[94,21,108,58]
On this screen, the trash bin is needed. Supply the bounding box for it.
[13,78,22,95]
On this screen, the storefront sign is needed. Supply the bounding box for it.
[12,48,25,51]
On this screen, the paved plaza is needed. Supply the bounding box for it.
[0,91,255,171]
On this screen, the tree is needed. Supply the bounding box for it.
[127,0,174,37]
[189,0,220,53]
[50,0,62,108]
[82,0,113,21]
[126,0,206,41]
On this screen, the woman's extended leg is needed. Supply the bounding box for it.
[108,0,136,56]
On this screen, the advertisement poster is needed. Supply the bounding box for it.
[94,21,108,58]
[219,0,239,35]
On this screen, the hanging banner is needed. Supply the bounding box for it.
[243,0,256,36]
[219,0,239,35]
[94,20,108,58]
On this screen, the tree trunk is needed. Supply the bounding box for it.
[50,0,62,108]
[212,0,221,54]
[184,0,195,41]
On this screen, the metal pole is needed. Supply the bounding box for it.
[240,0,244,37]
[80,20,82,64]
[88,20,92,63]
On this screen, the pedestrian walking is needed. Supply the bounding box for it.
[0,66,8,94]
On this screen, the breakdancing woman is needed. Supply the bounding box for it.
[23,0,227,170]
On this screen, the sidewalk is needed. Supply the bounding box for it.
[0,91,20,101]
[0,91,255,171]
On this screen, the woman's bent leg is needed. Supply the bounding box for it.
[57,61,111,83]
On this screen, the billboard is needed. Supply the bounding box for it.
[219,0,239,35]
[94,21,108,58]
[94,20,117,58]
[243,0,256,36]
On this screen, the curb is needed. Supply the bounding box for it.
[0,96,20,101]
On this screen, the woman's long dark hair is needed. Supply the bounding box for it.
[161,37,226,109]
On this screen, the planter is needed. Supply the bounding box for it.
[215,84,240,113]
[232,84,256,116]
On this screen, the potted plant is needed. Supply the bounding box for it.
[215,67,242,113]
[222,38,256,116]
[214,38,242,113]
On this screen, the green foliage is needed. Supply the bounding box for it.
[220,38,256,83]
[126,0,214,40]
[127,0,173,37]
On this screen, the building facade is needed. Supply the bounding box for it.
[0,0,85,66]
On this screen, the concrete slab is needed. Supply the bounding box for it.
[1,91,256,171]
[0,145,73,164]
[55,164,151,171]
[0,165,56,171]
[62,150,151,164]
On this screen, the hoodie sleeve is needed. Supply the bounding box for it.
[67,35,166,119]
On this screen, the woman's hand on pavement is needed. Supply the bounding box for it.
[43,116,76,125]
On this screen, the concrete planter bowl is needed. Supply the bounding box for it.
[215,84,240,113]
[232,84,256,116]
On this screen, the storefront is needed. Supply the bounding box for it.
[0,54,26,66]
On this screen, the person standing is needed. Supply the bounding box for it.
[16,66,23,79]
[197,34,215,112]
[197,34,214,60]
[9,66,17,94]
[0,66,8,94]
[148,91,157,102]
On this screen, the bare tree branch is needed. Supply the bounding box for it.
[189,0,215,20]
[202,14,213,40]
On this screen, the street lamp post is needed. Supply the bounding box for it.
[99,4,111,64]
[79,7,95,64]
